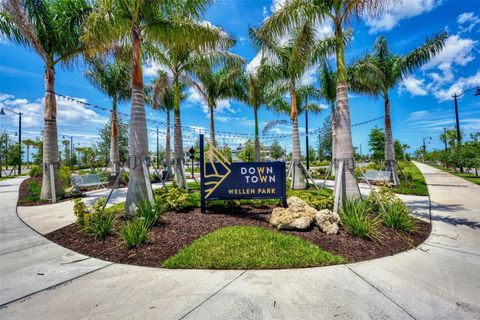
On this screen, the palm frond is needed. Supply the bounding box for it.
[263,119,290,135]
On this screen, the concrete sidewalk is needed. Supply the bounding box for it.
[1,163,479,319]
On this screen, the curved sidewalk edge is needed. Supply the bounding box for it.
[1,164,480,319]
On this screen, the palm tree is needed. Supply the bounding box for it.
[440,128,457,150]
[252,23,337,189]
[22,138,36,168]
[350,33,447,185]
[1,0,91,200]
[187,55,245,147]
[236,55,273,162]
[61,139,70,164]
[151,35,235,189]
[259,0,393,209]
[264,85,323,189]
[318,60,337,164]
[85,58,131,175]
[83,0,226,212]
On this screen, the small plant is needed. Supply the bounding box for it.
[382,202,416,231]
[339,198,379,240]
[82,198,116,238]
[26,179,41,202]
[137,199,165,228]
[120,218,149,248]
[73,198,88,226]
[368,188,410,216]
[155,187,190,212]
[28,165,42,178]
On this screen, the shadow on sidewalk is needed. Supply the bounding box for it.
[416,203,480,229]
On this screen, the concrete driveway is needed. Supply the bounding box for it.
[1,162,479,319]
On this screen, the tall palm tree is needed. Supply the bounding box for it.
[85,58,131,175]
[22,138,36,168]
[350,33,447,185]
[259,0,393,209]
[440,128,457,150]
[187,55,245,147]
[236,56,273,162]
[252,23,337,188]
[83,0,226,212]
[1,0,91,200]
[264,85,323,189]
[151,36,235,189]
[318,60,337,163]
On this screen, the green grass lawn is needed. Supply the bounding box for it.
[162,226,345,269]
[433,165,480,186]
[394,161,428,196]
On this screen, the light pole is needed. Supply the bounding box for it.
[1,108,22,174]
[452,86,480,144]
[452,86,479,172]
[62,135,74,166]
[422,136,431,160]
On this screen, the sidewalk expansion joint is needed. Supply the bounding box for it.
[0,262,114,309]
[177,270,247,320]
[345,265,417,320]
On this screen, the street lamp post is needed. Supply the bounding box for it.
[451,86,479,172]
[62,135,74,166]
[422,136,431,160]
[1,108,22,174]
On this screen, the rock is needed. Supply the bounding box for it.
[270,196,316,230]
[315,209,340,235]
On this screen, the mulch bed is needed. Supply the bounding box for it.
[45,205,431,268]
[17,177,85,206]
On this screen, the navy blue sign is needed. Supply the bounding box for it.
[199,134,287,213]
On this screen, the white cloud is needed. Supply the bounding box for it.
[399,76,428,96]
[143,61,172,78]
[185,87,234,116]
[457,12,480,34]
[365,0,441,34]
[433,70,480,102]
[423,35,477,70]
[0,93,108,128]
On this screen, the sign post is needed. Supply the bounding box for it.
[199,134,286,213]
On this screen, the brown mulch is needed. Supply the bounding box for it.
[17,177,85,206]
[45,205,431,268]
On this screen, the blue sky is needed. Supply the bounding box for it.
[1,0,479,159]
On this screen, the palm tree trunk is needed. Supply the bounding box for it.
[173,76,187,189]
[291,115,306,189]
[209,103,216,148]
[40,65,62,201]
[331,101,336,175]
[165,109,172,178]
[110,96,120,174]
[383,93,400,185]
[332,20,360,210]
[125,28,151,216]
[254,106,260,162]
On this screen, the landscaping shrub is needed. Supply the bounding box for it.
[59,166,72,189]
[137,199,165,228]
[26,179,41,201]
[382,202,416,231]
[29,165,42,178]
[339,198,379,240]
[155,187,191,212]
[368,187,410,216]
[82,198,116,238]
[73,198,88,226]
[120,218,149,248]
[287,190,334,210]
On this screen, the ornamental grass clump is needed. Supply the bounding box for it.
[136,199,165,228]
[120,219,149,248]
[339,198,379,240]
[382,202,417,232]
